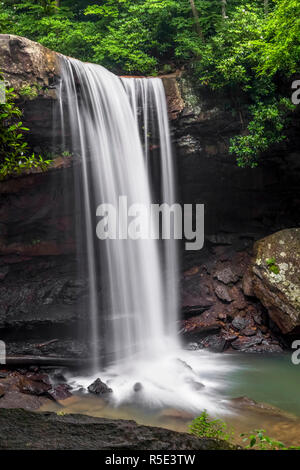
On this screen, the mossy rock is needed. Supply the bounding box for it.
[244,228,300,334]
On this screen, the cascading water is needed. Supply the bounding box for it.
[59,57,178,365]
[121,77,179,339]
[58,57,232,414]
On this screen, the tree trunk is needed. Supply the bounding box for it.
[221,0,227,19]
[264,0,268,15]
[189,0,204,40]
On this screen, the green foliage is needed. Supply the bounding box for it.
[191,414,300,450]
[0,0,264,75]
[189,410,232,441]
[91,18,159,74]
[229,98,295,167]
[193,5,265,89]
[14,0,59,16]
[0,0,298,166]
[62,150,72,157]
[0,82,52,180]
[85,0,195,73]
[256,0,300,76]
[192,4,297,167]
[241,429,300,450]
[19,84,40,100]
[266,257,280,274]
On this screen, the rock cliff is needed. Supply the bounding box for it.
[0,35,299,357]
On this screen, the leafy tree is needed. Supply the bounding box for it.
[256,0,300,76]
[0,0,298,167]
[189,0,204,38]
[229,98,295,167]
[191,3,297,166]
[10,0,59,17]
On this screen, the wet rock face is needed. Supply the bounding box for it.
[0,408,237,450]
[161,75,185,120]
[243,228,300,335]
[173,75,300,243]
[0,254,91,358]
[173,74,299,352]
[180,245,284,353]
[0,163,94,359]
[0,384,5,398]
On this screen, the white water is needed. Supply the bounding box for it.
[59,58,231,414]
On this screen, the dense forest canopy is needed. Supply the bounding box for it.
[0,0,299,170]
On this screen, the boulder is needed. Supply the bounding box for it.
[200,334,227,353]
[0,34,59,93]
[47,384,72,401]
[243,229,300,334]
[18,375,51,396]
[88,378,112,395]
[0,370,74,407]
[232,313,253,331]
[181,267,215,310]
[0,408,237,450]
[214,284,232,303]
[231,335,263,351]
[214,266,239,285]
[133,382,143,393]
[181,321,221,339]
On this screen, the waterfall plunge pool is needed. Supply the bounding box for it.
[40,350,300,447]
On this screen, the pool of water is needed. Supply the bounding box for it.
[221,352,300,416]
[40,351,300,447]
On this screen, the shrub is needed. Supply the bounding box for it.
[0,82,52,180]
[189,410,231,441]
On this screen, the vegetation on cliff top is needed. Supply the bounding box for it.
[0,0,299,167]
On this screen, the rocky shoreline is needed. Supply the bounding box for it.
[1,365,299,450]
[0,407,236,450]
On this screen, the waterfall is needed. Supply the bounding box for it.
[121,78,179,340]
[59,58,179,371]
[58,57,231,414]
